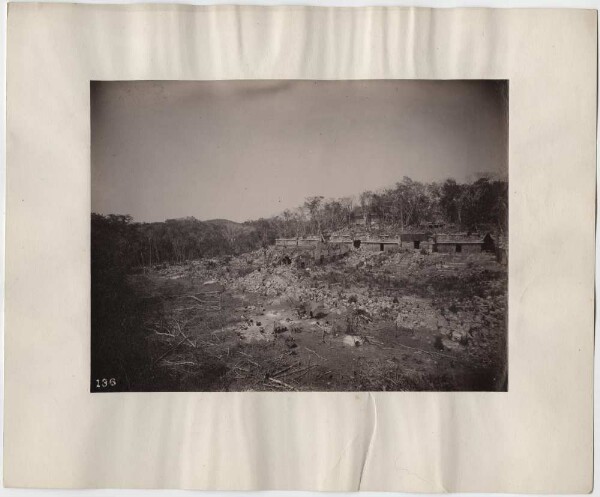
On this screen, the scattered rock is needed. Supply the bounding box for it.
[309,303,328,319]
[274,322,288,334]
[343,335,364,347]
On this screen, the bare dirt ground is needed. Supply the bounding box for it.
[129,247,507,391]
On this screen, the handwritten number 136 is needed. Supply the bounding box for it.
[95,378,117,388]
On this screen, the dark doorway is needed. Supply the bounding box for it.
[414,241,420,249]
[380,243,384,251]
[353,240,361,248]
[456,244,462,253]
[482,233,495,252]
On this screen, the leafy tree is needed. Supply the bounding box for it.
[304,196,324,234]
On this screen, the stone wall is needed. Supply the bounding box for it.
[435,242,483,254]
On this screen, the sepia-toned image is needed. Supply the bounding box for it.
[91,80,508,392]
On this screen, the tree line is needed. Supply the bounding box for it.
[278,176,507,237]
[92,175,507,271]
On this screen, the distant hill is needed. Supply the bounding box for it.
[204,218,241,226]
[204,218,256,234]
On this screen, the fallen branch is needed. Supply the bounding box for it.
[211,328,232,335]
[162,361,197,367]
[365,339,393,350]
[270,363,298,378]
[151,335,189,367]
[146,327,175,337]
[304,346,325,360]
[183,295,220,304]
[396,342,459,361]
[262,382,286,390]
[283,364,317,379]
[230,365,250,373]
[269,378,298,391]
[316,370,332,379]
[237,352,260,367]
[175,321,196,348]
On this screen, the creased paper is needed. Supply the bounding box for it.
[4,4,596,491]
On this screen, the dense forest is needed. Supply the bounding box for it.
[92,175,507,271]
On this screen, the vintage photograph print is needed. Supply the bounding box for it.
[91,80,508,392]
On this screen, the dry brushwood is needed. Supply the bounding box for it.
[269,378,298,391]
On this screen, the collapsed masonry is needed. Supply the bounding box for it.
[273,239,351,268]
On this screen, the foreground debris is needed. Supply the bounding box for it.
[132,245,507,391]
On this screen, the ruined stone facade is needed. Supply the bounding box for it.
[275,232,495,256]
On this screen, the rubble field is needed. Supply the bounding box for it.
[130,246,507,391]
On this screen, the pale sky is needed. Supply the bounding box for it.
[91,80,508,222]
